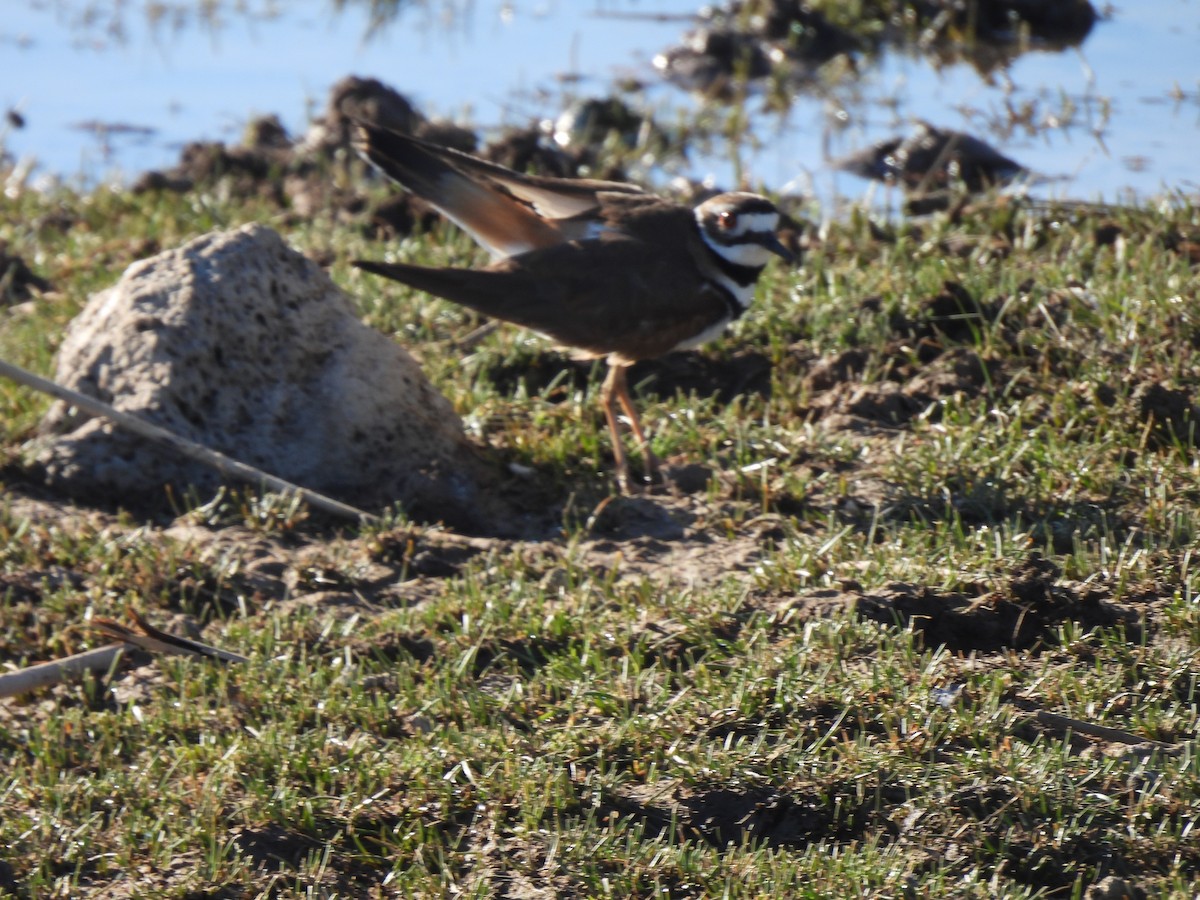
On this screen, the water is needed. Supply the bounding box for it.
[3,0,1198,205]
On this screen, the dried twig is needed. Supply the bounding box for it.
[0,356,376,523]
[1031,708,1178,752]
[1008,696,1181,755]
[0,610,248,699]
[0,643,130,698]
[91,608,249,664]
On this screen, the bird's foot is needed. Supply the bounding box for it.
[614,450,663,495]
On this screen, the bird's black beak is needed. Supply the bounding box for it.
[759,232,795,264]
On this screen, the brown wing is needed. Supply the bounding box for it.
[355,124,645,258]
[487,235,732,360]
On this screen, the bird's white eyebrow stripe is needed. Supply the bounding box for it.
[731,212,780,235]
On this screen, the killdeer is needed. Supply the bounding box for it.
[353,123,792,491]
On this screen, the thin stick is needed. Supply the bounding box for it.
[1032,709,1176,750]
[453,320,498,350]
[0,611,251,698]
[1006,696,1180,754]
[0,644,128,698]
[92,609,249,664]
[0,357,376,523]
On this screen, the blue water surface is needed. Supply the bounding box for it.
[2,0,1197,205]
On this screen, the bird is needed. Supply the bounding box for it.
[352,122,793,492]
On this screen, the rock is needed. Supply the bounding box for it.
[242,114,291,151]
[653,27,772,98]
[833,121,1029,195]
[33,224,485,522]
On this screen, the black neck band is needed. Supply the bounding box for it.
[710,281,746,321]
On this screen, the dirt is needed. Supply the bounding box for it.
[1,251,1161,643]
[1,434,1154,658]
[5,361,1167,900]
[604,777,893,849]
[0,248,53,304]
[4,220,1168,675]
[771,564,1142,655]
[1,71,1181,897]
[481,348,774,410]
[2,295,1176,900]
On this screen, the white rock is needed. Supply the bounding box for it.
[35,224,483,520]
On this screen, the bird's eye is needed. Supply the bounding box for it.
[717,211,736,230]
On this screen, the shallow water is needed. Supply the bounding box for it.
[3,0,1198,206]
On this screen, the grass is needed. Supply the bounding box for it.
[2,137,1200,898]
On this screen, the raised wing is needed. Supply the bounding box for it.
[355,123,644,259]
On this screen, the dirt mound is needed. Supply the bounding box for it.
[776,555,1141,653]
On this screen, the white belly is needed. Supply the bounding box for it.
[671,315,732,352]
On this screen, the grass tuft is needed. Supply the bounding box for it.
[2,151,1199,896]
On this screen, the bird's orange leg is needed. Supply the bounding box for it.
[614,372,660,483]
[601,364,632,492]
[602,363,659,492]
